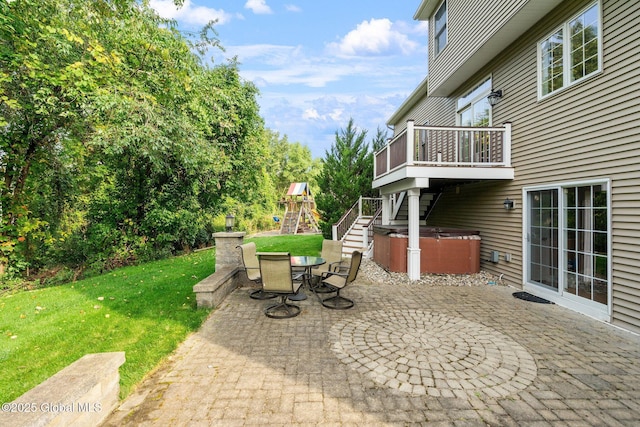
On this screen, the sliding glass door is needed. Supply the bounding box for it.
[525,181,610,316]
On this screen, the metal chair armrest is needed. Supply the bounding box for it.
[322,271,348,280]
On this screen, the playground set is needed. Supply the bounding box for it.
[277,182,319,234]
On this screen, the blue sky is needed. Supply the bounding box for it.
[150,0,428,158]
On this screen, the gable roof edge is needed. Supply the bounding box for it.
[387,76,429,127]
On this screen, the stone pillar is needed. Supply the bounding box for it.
[407,188,421,281]
[213,231,246,271]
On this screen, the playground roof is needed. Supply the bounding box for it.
[286,182,311,197]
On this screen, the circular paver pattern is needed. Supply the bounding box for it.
[330,310,537,398]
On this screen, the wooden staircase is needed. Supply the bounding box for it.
[392,193,434,222]
[333,192,436,258]
[340,217,371,258]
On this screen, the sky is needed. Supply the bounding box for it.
[149,0,429,158]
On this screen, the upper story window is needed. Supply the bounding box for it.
[457,77,492,127]
[434,0,447,56]
[538,2,601,98]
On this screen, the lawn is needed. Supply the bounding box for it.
[0,233,323,403]
[246,233,323,256]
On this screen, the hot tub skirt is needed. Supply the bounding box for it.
[373,227,480,274]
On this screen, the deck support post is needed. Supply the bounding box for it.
[407,188,421,280]
[381,194,391,225]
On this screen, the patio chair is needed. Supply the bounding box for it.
[259,252,304,318]
[238,242,275,300]
[319,250,362,310]
[310,239,345,292]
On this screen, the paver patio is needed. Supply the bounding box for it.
[104,275,640,426]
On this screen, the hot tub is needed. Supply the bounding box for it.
[373,226,481,274]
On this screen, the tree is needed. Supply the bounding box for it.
[316,118,383,238]
[0,0,273,277]
[0,0,139,272]
[267,130,320,197]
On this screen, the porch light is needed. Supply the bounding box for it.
[503,198,514,210]
[225,214,235,232]
[487,89,503,106]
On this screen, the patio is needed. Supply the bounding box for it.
[105,265,640,426]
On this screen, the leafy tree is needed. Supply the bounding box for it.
[0,0,273,277]
[0,0,135,272]
[316,118,383,238]
[267,130,320,197]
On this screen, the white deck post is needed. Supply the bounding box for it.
[503,122,512,167]
[406,120,415,166]
[407,188,421,280]
[381,194,391,225]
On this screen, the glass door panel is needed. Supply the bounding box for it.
[528,190,559,290]
[472,97,491,162]
[459,108,472,162]
[562,185,608,305]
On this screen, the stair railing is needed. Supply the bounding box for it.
[362,205,383,256]
[332,199,359,241]
[332,197,383,241]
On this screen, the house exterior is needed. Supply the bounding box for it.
[374,0,640,334]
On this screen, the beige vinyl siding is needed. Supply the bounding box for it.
[505,0,640,333]
[422,0,640,333]
[426,182,524,288]
[390,97,455,135]
[429,0,528,94]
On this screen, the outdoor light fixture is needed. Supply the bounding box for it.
[225,214,235,232]
[487,89,503,106]
[503,198,514,210]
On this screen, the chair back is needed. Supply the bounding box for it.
[345,251,363,284]
[312,240,343,275]
[259,253,294,293]
[322,239,343,265]
[238,242,260,281]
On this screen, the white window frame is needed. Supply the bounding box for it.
[433,0,448,57]
[456,76,492,125]
[522,178,612,322]
[537,1,603,100]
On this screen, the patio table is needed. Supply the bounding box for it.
[288,256,325,301]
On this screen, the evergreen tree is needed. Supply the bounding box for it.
[316,118,382,238]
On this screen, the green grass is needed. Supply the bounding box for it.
[0,234,323,403]
[0,249,215,402]
[246,233,323,255]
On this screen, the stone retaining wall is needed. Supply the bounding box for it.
[193,266,251,308]
[194,231,253,309]
[0,352,125,427]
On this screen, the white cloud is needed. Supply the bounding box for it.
[302,106,344,123]
[302,108,320,120]
[327,18,419,57]
[224,44,303,65]
[222,41,425,90]
[245,0,273,15]
[222,44,357,87]
[285,4,302,13]
[149,0,231,26]
[259,90,409,157]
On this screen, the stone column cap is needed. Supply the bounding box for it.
[213,231,246,238]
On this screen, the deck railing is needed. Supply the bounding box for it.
[375,121,512,179]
